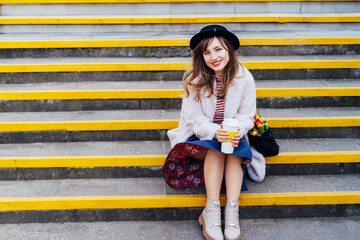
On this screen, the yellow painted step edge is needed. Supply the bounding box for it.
[0,87,359,100]
[3,0,359,4]
[256,87,360,98]
[0,151,358,168]
[1,60,360,73]
[2,37,360,49]
[0,117,358,132]
[0,15,359,24]
[0,191,359,211]
[266,151,360,164]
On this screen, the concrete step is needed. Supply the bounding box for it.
[3,68,359,83]
[0,79,358,111]
[2,41,359,58]
[2,30,359,43]
[1,13,359,23]
[2,1,359,15]
[0,107,358,143]
[1,31,360,58]
[1,79,359,90]
[1,44,360,59]
[0,107,357,122]
[1,57,358,83]
[0,217,359,240]
[0,56,359,85]
[1,14,359,33]
[0,138,358,180]
[1,138,358,157]
[1,55,358,67]
[0,174,358,223]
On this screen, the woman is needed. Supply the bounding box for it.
[163,25,256,240]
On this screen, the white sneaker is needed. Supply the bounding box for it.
[224,199,241,240]
[198,199,224,240]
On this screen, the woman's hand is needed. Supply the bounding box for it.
[215,125,229,143]
[230,132,241,148]
[215,124,241,147]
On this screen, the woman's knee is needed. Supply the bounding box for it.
[204,149,226,165]
[207,149,226,159]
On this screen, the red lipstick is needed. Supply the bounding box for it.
[212,60,221,67]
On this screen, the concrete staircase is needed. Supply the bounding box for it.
[0,0,359,239]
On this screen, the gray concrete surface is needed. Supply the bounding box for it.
[0,217,358,240]
[0,79,359,91]
[1,45,359,58]
[0,141,166,156]
[0,69,357,84]
[0,109,167,122]
[164,174,360,195]
[3,23,360,34]
[165,107,360,119]
[0,138,358,157]
[0,55,359,64]
[0,107,358,122]
[1,30,360,41]
[255,107,360,118]
[0,138,357,180]
[2,2,359,16]
[0,79,357,112]
[0,174,358,198]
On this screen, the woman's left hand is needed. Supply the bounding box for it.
[230,129,241,148]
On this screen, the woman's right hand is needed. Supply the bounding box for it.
[215,124,230,142]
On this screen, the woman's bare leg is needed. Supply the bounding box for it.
[204,149,226,200]
[191,149,208,160]
[225,155,244,201]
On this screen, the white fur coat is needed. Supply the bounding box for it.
[168,66,256,147]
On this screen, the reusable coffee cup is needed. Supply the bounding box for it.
[221,118,240,154]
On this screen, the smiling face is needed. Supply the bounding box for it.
[202,37,230,76]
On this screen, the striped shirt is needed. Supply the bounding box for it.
[213,76,225,124]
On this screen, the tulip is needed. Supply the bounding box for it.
[251,131,258,136]
[257,123,263,129]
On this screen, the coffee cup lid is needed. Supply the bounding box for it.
[222,118,239,127]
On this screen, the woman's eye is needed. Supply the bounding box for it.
[203,52,210,55]
[216,48,222,52]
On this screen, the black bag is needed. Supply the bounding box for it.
[248,127,279,157]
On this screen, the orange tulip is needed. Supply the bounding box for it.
[251,131,258,136]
